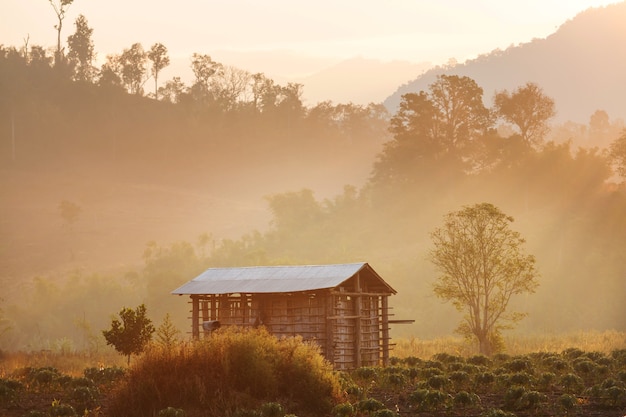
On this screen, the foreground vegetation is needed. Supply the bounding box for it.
[1,330,625,417]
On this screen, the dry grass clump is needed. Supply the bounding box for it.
[107,327,343,417]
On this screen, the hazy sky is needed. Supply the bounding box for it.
[2,0,620,78]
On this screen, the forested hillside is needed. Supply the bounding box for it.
[1,7,625,354]
[385,2,626,128]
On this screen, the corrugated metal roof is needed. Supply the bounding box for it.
[172,262,394,295]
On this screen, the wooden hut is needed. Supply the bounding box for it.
[171,262,405,369]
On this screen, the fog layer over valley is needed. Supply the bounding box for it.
[1,3,626,353]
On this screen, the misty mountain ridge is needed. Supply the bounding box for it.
[289,57,432,106]
[384,1,626,125]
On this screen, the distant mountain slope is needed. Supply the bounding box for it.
[292,57,432,105]
[384,2,626,123]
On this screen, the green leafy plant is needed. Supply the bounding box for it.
[102,304,155,365]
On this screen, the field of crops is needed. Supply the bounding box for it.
[1,331,626,417]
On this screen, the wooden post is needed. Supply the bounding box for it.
[381,295,390,366]
[201,299,209,338]
[354,273,362,368]
[191,295,200,339]
[210,294,217,320]
[242,293,249,325]
[325,292,334,363]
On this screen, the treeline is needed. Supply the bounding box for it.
[1,13,626,352]
[0,23,389,184]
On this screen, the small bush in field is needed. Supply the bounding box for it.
[421,367,443,378]
[467,355,491,367]
[504,357,532,373]
[474,371,495,388]
[353,366,378,381]
[372,409,397,417]
[385,373,406,386]
[332,402,355,417]
[520,390,546,410]
[427,374,448,390]
[543,356,569,373]
[158,407,185,417]
[573,359,597,375]
[604,386,626,406]
[453,391,479,408]
[558,393,578,412]
[611,349,626,365]
[559,373,584,394]
[30,367,61,388]
[537,372,556,389]
[259,402,284,417]
[402,356,422,367]
[84,366,126,385]
[50,400,77,417]
[481,408,515,417]
[503,386,527,410]
[357,397,385,412]
[69,385,99,410]
[509,371,532,386]
[423,390,449,411]
[408,388,428,406]
[562,347,585,360]
[449,370,470,389]
[0,379,21,408]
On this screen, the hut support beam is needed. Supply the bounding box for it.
[191,295,200,339]
[354,273,362,368]
[382,296,390,366]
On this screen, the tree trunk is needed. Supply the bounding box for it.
[477,333,492,356]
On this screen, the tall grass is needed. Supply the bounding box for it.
[392,330,626,359]
[107,327,344,417]
[0,349,124,378]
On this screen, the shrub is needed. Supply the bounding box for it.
[332,402,354,417]
[84,366,126,385]
[158,407,185,417]
[68,385,99,410]
[427,375,448,390]
[504,357,532,373]
[357,398,385,412]
[559,373,584,394]
[481,409,515,417]
[421,367,443,378]
[537,372,556,390]
[50,400,77,417]
[384,373,406,387]
[520,390,546,410]
[402,356,422,367]
[408,388,428,406]
[0,378,22,406]
[509,372,532,386]
[503,386,527,410]
[562,348,585,360]
[449,371,470,390]
[107,327,342,417]
[353,366,378,381]
[543,356,569,373]
[453,391,479,408]
[604,386,626,406]
[372,409,397,417]
[474,371,495,388]
[259,402,284,417]
[423,390,449,411]
[467,355,491,367]
[558,393,578,412]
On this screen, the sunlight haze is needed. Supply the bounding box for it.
[2,0,619,78]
